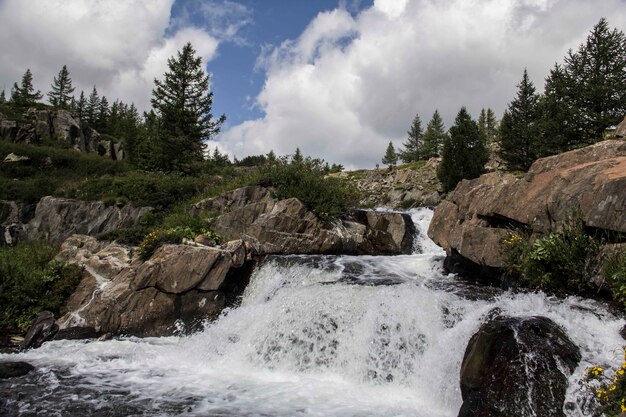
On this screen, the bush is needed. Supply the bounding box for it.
[137,225,222,260]
[604,250,626,308]
[255,162,360,219]
[585,349,626,417]
[0,242,82,333]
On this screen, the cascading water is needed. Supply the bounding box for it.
[1,208,624,417]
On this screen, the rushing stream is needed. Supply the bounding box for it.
[1,208,624,417]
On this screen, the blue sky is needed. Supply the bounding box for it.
[0,0,625,167]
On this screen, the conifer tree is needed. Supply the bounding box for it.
[421,110,447,158]
[437,107,488,192]
[499,69,542,171]
[382,141,398,168]
[399,113,423,162]
[292,148,304,165]
[151,42,226,170]
[47,65,75,109]
[97,96,110,129]
[85,86,100,125]
[75,91,87,121]
[11,69,42,107]
[486,108,497,143]
[0,90,5,104]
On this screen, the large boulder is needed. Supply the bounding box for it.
[459,316,581,417]
[614,114,626,139]
[191,186,416,255]
[0,200,36,246]
[429,140,626,269]
[24,196,152,243]
[57,236,255,336]
[20,311,59,350]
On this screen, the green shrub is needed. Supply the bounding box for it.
[137,225,222,260]
[585,350,626,417]
[0,241,83,333]
[604,250,626,308]
[255,163,360,219]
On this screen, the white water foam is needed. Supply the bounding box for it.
[1,208,624,416]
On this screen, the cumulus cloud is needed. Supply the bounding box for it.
[220,0,626,168]
[0,0,245,112]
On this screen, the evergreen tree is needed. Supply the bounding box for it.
[47,65,75,109]
[421,110,447,158]
[399,113,423,162]
[75,91,87,121]
[97,96,110,129]
[499,69,542,171]
[85,86,100,125]
[151,42,226,170]
[0,90,5,104]
[437,107,488,192]
[486,108,498,143]
[541,18,626,150]
[292,147,304,165]
[382,141,398,168]
[266,150,277,164]
[11,69,42,107]
[478,108,487,137]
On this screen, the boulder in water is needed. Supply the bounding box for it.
[21,311,59,350]
[0,361,35,379]
[53,326,100,340]
[458,315,581,417]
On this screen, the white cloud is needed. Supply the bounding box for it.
[220,0,626,168]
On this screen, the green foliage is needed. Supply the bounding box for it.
[382,141,398,167]
[47,65,75,109]
[499,69,542,171]
[10,68,43,108]
[255,159,360,219]
[585,350,626,417]
[399,114,423,162]
[138,224,222,261]
[478,108,498,145]
[421,110,447,159]
[0,242,82,333]
[502,212,600,294]
[604,250,626,309]
[437,106,488,192]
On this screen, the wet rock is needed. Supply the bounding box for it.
[619,324,626,341]
[54,326,100,340]
[458,315,581,417]
[21,311,59,350]
[0,361,35,379]
[191,186,415,255]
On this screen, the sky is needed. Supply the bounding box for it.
[0,0,625,168]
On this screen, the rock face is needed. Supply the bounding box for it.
[57,235,255,337]
[21,311,59,350]
[2,196,152,245]
[0,108,123,159]
[190,186,416,255]
[459,316,581,417]
[614,115,626,139]
[429,140,626,269]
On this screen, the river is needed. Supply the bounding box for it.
[1,208,624,416]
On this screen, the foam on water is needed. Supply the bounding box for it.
[1,208,623,416]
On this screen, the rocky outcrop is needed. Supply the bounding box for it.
[56,235,255,336]
[190,186,416,255]
[0,108,123,159]
[614,114,626,138]
[459,316,581,417]
[0,200,36,246]
[20,311,59,350]
[336,158,443,208]
[429,140,626,269]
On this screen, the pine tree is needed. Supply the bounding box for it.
[85,86,100,125]
[499,69,542,171]
[437,107,488,192]
[11,69,42,107]
[47,65,75,109]
[382,141,398,168]
[292,147,304,165]
[399,113,423,162]
[486,108,498,143]
[0,90,5,104]
[421,110,447,158]
[151,42,226,170]
[97,96,110,129]
[75,91,87,121]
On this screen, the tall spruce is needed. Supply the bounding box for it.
[437,107,488,192]
[75,91,87,121]
[0,90,5,104]
[486,108,497,143]
[47,65,75,109]
[421,110,447,158]
[85,86,100,125]
[542,18,626,151]
[97,96,110,129]
[382,141,398,168]
[399,113,423,162]
[499,69,542,171]
[11,69,42,107]
[151,42,226,170]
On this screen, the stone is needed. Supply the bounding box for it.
[459,316,581,417]
[53,326,99,340]
[0,361,35,379]
[614,114,626,138]
[429,140,626,269]
[21,311,59,350]
[3,152,29,162]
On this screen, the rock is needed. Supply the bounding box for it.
[191,186,415,255]
[620,324,626,341]
[0,200,36,246]
[429,140,626,269]
[3,152,29,162]
[459,316,581,417]
[195,234,217,246]
[53,326,99,340]
[0,361,35,379]
[21,311,59,350]
[614,114,626,138]
[58,238,256,337]
[26,196,153,243]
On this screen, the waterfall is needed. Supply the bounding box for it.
[1,208,624,417]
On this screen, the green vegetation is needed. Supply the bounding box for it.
[398,114,422,163]
[421,110,447,159]
[382,141,398,168]
[585,351,626,417]
[47,65,75,109]
[0,242,82,333]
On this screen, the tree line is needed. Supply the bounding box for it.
[383,18,625,192]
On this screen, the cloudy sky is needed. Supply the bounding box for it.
[1,0,624,168]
